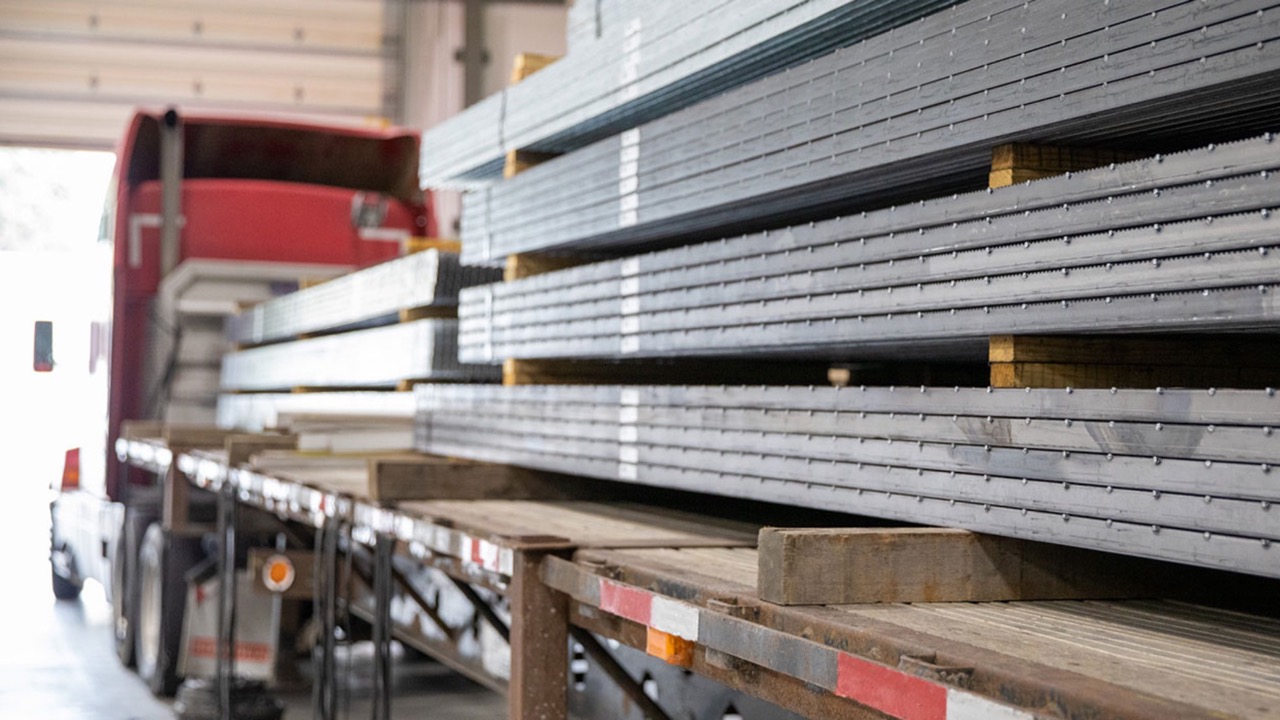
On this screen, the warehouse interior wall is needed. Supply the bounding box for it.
[403,0,568,236]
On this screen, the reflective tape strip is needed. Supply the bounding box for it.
[599,579,651,625]
[946,689,1035,720]
[598,579,700,641]
[650,596,699,640]
[836,653,947,720]
[465,537,507,574]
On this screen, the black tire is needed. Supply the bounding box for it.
[49,510,83,601]
[51,562,82,600]
[112,510,151,668]
[136,523,202,697]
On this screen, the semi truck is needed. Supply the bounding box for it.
[47,108,433,695]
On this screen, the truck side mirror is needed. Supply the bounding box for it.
[34,320,54,372]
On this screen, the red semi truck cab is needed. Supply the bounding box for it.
[50,109,433,694]
[105,109,432,499]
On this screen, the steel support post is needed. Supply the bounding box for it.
[509,549,570,720]
[313,517,341,720]
[371,533,396,720]
[215,481,238,720]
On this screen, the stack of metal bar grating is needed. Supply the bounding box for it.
[221,319,497,391]
[415,384,1279,577]
[218,250,501,392]
[420,0,962,186]
[226,249,498,346]
[458,135,1280,363]
[460,0,1280,264]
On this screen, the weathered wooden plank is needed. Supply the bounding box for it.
[368,458,593,502]
[225,433,297,467]
[989,143,1143,189]
[403,237,461,255]
[990,334,1280,366]
[121,420,163,440]
[757,527,1190,605]
[398,305,457,323]
[989,334,1280,388]
[502,357,833,386]
[163,425,235,448]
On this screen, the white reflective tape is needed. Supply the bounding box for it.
[619,406,639,424]
[619,462,638,480]
[619,210,638,228]
[621,258,640,276]
[620,389,640,406]
[619,425,638,443]
[620,276,640,295]
[620,84,640,102]
[478,541,501,572]
[619,155,639,173]
[619,446,639,464]
[621,128,641,146]
[620,296,640,316]
[624,18,642,37]
[946,690,1036,720]
[623,33,642,53]
[620,316,640,334]
[394,516,414,542]
[499,548,514,576]
[618,176,639,195]
[619,194,639,212]
[650,597,700,641]
[621,335,640,353]
[430,526,451,554]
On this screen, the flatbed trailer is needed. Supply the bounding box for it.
[116,432,1280,720]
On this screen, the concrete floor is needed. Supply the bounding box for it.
[0,460,506,719]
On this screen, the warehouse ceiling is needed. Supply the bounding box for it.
[0,0,404,150]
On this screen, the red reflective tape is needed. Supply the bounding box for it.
[837,653,947,720]
[598,579,651,626]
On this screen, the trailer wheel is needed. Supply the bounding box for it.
[51,562,82,600]
[137,522,201,697]
[49,512,82,601]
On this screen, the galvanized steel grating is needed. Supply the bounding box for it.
[459,0,1280,264]
[415,384,1280,578]
[457,135,1280,363]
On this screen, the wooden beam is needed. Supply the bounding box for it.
[398,305,457,323]
[161,464,190,533]
[502,357,834,386]
[368,458,599,502]
[226,433,298,467]
[989,143,1144,189]
[503,252,587,281]
[989,334,1280,388]
[121,420,163,439]
[757,527,1184,605]
[509,52,559,84]
[404,237,462,255]
[162,425,237,448]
